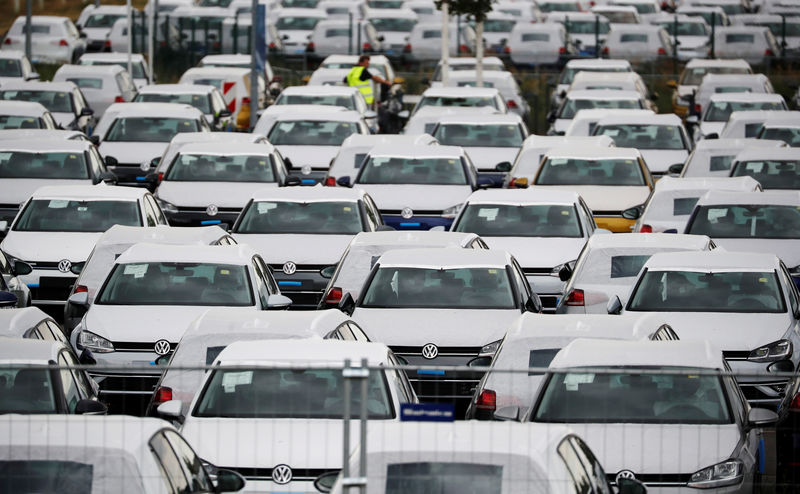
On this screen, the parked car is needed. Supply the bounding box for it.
[1,16,86,64]
[134,84,233,131]
[78,52,152,89]
[668,57,752,118]
[52,64,137,118]
[0,100,58,130]
[507,23,574,68]
[712,25,780,65]
[0,50,39,87]
[601,24,674,62]
[681,137,786,177]
[728,147,800,189]
[0,80,94,132]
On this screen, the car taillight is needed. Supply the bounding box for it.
[475,389,496,411]
[74,285,88,294]
[766,49,775,56]
[153,386,173,406]
[59,39,69,46]
[324,176,336,186]
[504,45,511,54]
[657,47,667,55]
[114,96,125,103]
[602,46,609,55]
[104,40,111,50]
[559,46,566,54]
[157,172,164,182]
[403,43,412,53]
[789,392,800,411]
[324,287,343,305]
[306,42,315,52]
[3,38,11,45]
[363,42,372,51]
[269,41,276,49]
[694,104,701,114]
[506,100,518,109]
[459,44,469,53]
[565,289,584,306]
[639,224,653,233]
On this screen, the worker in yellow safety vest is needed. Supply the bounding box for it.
[344,55,392,106]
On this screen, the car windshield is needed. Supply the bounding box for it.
[66,77,102,90]
[386,463,503,494]
[455,204,582,237]
[236,200,362,234]
[730,159,800,189]
[135,93,210,113]
[680,66,750,85]
[359,156,468,185]
[268,120,358,146]
[0,116,41,129]
[536,157,646,185]
[105,117,200,142]
[567,21,611,34]
[659,22,708,36]
[559,97,642,119]
[0,151,89,179]
[418,95,499,111]
[284,0,319,7]
[361,267,516,309]
[761,128,800,147]
[0,368,56,413]
[276,16,321,30]
[0,90,73,113]
[559,66,629,85]
[704,101,785,122]
[687,204,800,238]
[594,124,686,150]
[0,460,97,493]
[0,59,22,77]
[369,0,404,7]
[533,368,732,424]
[484,19,516,32]
[276,94,355,110]
[432,63,504,81]
[763,22,800,36]
[194,368,393,418]
[434,123,524,148]
[628,270,785,312]
[539,2,580,11]
[369,18,417,32]
[96,262,253,306]
[166,153,276,182]
[14,199,140,232]
[82,61,146,79]
[85,13,125,27]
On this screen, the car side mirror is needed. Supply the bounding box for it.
[607,295,622,315]
[79,348,96,365]
[0,291,18,308]
[398,110,410,119]
[68,291,89,307]
[104,155,118,167]
[216,469,247,493]
[377,35,385,42]
[338,292,355,316]
[266,294,293,310]
[668,163,684,176]
[80,107,94,116]
[313,472,339,494]
[663,228,678,234]
[556,264,572,282]
[495,161,512,172]
[75,398,107,415]
[493,406,520,421]
[79,31,87,38]
[155,353,171,366]
[320,265,336,279]
[157,400,185,422]
[283,157,294,169]
[12,260,32,275]
[69,262,84,275]
[26,72,40,81]
[748,407,778,426]
[617,478,647,494]
[284,175,302,186]
[98,171,117,184]
[685,115,698,125]
[525,294,542,313]
[705,133,719,140]
[621,206,641,220]
[546,111,556,123]
[337,176,352,187]
[218,109,232,118]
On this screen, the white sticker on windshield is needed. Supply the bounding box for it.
[603,129,620,137]
[0,152,11,163]
[48,200,69,209]
[256,202,278,213]
[222,371,253,392]
[123,264,148,278]
[564,373,594,391]
[478,207,499,221]
[707,208,728,222]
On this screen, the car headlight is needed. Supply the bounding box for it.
[749,339,792,362]
[77,330,115,353]
[441,203,463,219]
[688,459,743,488]
[479,339,502,357]
[157,199,178,214]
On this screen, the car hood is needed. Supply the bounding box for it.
[568,423,739,475]
[99,141,169,165]
[1,231,102,262]
[482,237,585,268]
[355,184,473,211]
[352,308,520,345]
[276,145,339,168]
[677,36,709,49]
[0,178,91,206]
[280,30,314,44]
[640,149,689,173]
[51,112,76,128]
[232,233,353,264]
[699,122,725,137]
[156,182,277,208]
[532,186,650,212]
[464,147,520,171]
[709,238,800,268]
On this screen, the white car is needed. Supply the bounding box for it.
[275,8,327,54]
[481,11,517,55]
[616,250,800,407]
[165,340,416,493]
[0,100,57,130]
[669,57,752,118]
[551,58,632,110]
[556,233,714,314]
[0,80,94,132]
[565,109,655,137]
[651,13,711,60]
[307,19,385,59]
[365,8,419,57]
[1,16,86,64]
[0,50,39,87]
[402,105,502,136]
[549,89,647,136]
[713,25,780,65]
[450,189,599,312]
[718,110,799,139]
[591,4,642,24]
[198,53,278,101]
[253,104,349,140]
[507,23,572,68]
[692,92,788,140]
[134,84,233,131]
[428,56,506,85]
[178,67,265,131]
[0,414,245,494]
[347,248,541,410]
[319,230,486,307]
[694,73,775,117]
[519,338,775,493]
[78,53,152,89]
[231,186,387,308]
[52,64,138,119]
[567,72,656,112]
[76,5,129,52]
[403,21,477,61]
[273,85,377,132]
[93,102,210,185]
[548,12,611,58]
[443,71,529,119]
[0,184,167,306]
[0,306,69,342]
[413,86,508,116]
[0,128,89,141]
[632,176,762,233]
[728,147,800,189]
[153,142,294,227]
[154,132,269,181]
[758,113,800,146]
[680,137,787,177]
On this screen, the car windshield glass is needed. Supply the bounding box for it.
[0,59,22,77]
[687,204,800,238]
[761,128,800,147]
[276,94,355,110]
[236,200,362,234]
[0,151,89,179]
[369,18,417,32]
[434,124,524,147]
[567,21,611,34]
[536,157,645,185]
[276,16,321,30]
[268,120,358,146]
[0,90,73,113]
[136,93,210,113]
[455,204,582,237]
[533,368,732,424]
[559,97,641,119]
[0,368,56,413]
[730,159,800,189]
[559,66,628,84]
[361,267,516,309]
[522,32,550,41]
[105,117,199,142]
[359,156,468,185]
[0,116,41,129]
[418,95,498,111]
[763,22,800,36]
[540,2,580,11]
[194,368,393,418]
[386,463,503,494]
[66,77,102,90]
[85,13,125,27]
[166,153,276,182]
[368,0,404,7]
[284,0,319,7]
[595,124,685,150]
[629,269,785,312]
[14,199,140,232]
[681,66,750,85]
[484,19,515,32]
[432,63,504,81]
[0,461,94,493]
[97,262,254,306]
[660,22,707,35]
[704,101,785,122]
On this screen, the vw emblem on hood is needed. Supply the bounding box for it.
[57,259,72,273]
[616,470,636,483]
[139,160,152,171]
[301,165,312,176]
[272,464,292,484]
[282,262,297,275]
[154,340,171,356]
[421,343,439,360]
[401,207,414,219]
[206,204,219,217]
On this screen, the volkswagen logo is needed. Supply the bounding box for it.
[301,165,312,176]
[154,340,171,356]
[272,464,292,485]
[206,204,219,217]
[401,207,414,219]
[282,261,297,275]
[616,470,636,483]
[57,259,72,273]
[421,343,439,360]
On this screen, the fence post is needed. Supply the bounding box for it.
[781,15,786,59]
[595,15,599,58]
[191,17,197,65]
[359,358,368,494]
[673,14,678,75]
[233,17,238,53]
[357,23,362,55]
[349,12,353,55]
[342,358,352,494]
[709,12,715,59]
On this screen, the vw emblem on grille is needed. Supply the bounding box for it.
[272,464,292,485]
[301,165,312,176]
[282,261,297,275]
[57,259,72,273]
[206,204,219,217]
[421,343,439,360]
[616,470,636,483]
[154,340,171,356]
[401,207,414,219]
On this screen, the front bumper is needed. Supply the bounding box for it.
[382,214,453,231]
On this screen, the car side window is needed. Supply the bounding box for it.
[149,431,191,494]
[510,259,531,301]
[335,322,355,340]
[57,354,81,413]
[387,353,414,403]
[361,199,380,231]
[164,430,214,492]
[778,265,799,316]
[570,437,612,494]
[85,150,101,177]
[46,321,67,344]
[143,198,158,227]
[43,112,57,129]
[61,348,93,398]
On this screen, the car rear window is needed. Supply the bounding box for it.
[66,77,103,90]
[522,33,550,42]
[620,33,648,42]
[726,33,754,43]
[0,151,89,179]
[386,463,503,494]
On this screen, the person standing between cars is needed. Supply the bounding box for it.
[345,55,392,107]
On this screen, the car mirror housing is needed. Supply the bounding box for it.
[266,294,293,310]
[320,265,336,279]
[748,407,778,426]
[607,295,623,315]
[157,400,184,420]
[617,478,647,494]
[12,260,32,275]
[338,292,356,316]
[493,406,520,421]
[69,262,85,275]
[336,176,352,187]
[216,469,247,493]
[621,206,642,220]
[313,472,339,493]
[495,161,512,172]
[75,398,107,415]
[68,291,89,307]
[668,163,684,176]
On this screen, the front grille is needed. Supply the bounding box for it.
[93,373,161,395]
[28,261,63,270]
[410,377,480,400]
[29,276,76,301]
[382,209,443,216]
[606,473,690,486]
[592,210,623,216]
[522,267,553,275]
[112,341,178,353]
[390,346,482,356]
[175,206,241,214]
[269,264,329,273]
[722,350,750,360]
[222,467,336,482]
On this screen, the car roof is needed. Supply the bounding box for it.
[586,232,712,250]
[445,70,514,82]
[0,138,91,152]
[181,66,250,78]
[505,312,665,341]
[543,145,641,159]
[421,86,501,98]
[725,110,796,122]
[521,135,615,150]
[277,7,327,16]
[715,25,771,34]
[699,73,768,85]
[15,15,72,23]
[80,53,145,62]
[0,307,51,337]
[274,110,364,122]
[643,249,780,271]
[652,176,761,192]
[178,141,277,155]
[349,230,479,248]
[216,339,390,365]
[550,338,722,369]
[0,50,25,60]
[734,146,800,161]
[0,81,77,92]
[95,224,228,247]
[367,144,464,158]
[340,133,437,148]
[30,184,147,200]
[685,58,751,68]
[137,84,215,95]
[262,105,349,116]
[440,56,505,66]
[563,89,643,100]
[115,243,257,265]
[281,85,360,96]
[168,131,265,145]
[365,7,418,18]
[565,58,631,68]
[0,100,47,115]
[708,92,785,103]
[595,113,682,126]
[608,24,663,33]
[101,102,204,118]
[0,336,61,363]
[571,71,642,83]
[693,137,787,150]
[377,247,512,268]
[465,188,582,205]
[200,54,252,64]
[435,113,523,125]
[55,64,124,76]
[249,184,366,202]
[184,307,343,337]
[696,189,800,206]
[762,114,800,127]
